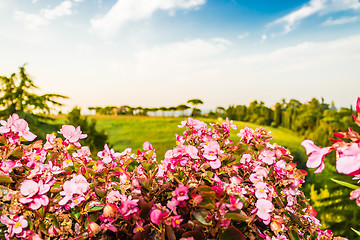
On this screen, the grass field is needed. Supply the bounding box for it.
[83,115,306,166]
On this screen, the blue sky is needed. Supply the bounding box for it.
[0,0,359,112]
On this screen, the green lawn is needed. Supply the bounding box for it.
[85,116,306,166]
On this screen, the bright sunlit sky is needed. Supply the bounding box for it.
[1,0,360,112]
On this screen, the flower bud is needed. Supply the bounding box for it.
[270,221,282,234]
[88,222,101,236]
[306,205,317,217]
[48,225,60,236]
[103,203,119,218]
[77,166,86,175]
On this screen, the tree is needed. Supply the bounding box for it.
[0,64,68,118]
[187,99,203,117]
[176,104,190,117]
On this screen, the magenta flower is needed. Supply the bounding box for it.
[171,215,183,228]
[150,209,168,225]
[301,140,331,173]
[58,125,87,143]
[256,199,274,225]
[336,143,360,175]
[173,184,189,202]
[0,215,28,239]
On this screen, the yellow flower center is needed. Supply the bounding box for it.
[14,222,21,228]
[137,227,144,232]
[175,219,181,225]
[260,189,264,193]
[74,199,78,203]
[93,165,98,170]
[66,159,72,164]
[36,155,41,160]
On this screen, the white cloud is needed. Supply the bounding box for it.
[261,34,267,41]
[237,32,249,39]
[41,1,72,20]
[13,10,48,29]
[212,38,232,45]
[322,16,358,25]
[90,0,206,38]
[268,0,360,33]
[14,0,78,29]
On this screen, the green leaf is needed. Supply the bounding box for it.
[70,206,81,219]
[86,201,104,212]
[199,191,217,199]
[198,186,214,193]
[220,226,246,240]
[192,210,212,226]
[352,228,360,236]
[224,212,248,221]
[10,146,24,158]
[331,178,359,190]
[0,174,14,183]
[198,198,216,209]
[288,230,301,240]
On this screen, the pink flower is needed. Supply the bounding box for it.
[107,190,122,203]
[350,188,360,206]
[301,140,331,173]
[226,195,243,211]
[203,141,221,169]
[150,209,168,225]
[255,181,268,199]
[59,174,89,206]
[119,196,139,218]
[97,144,115,164]
[336,143,360,175]
[259,149,275,165]
[237,126,254,144]
[0,215,28,238]
[143,141,154,151]
[11,118,36,141]
[20,180,51,210]
[0,113,19,133]
[256,199,274,224]
[171,215,183,228]
[58,125,87,143]
[1,160,15,174]
[173,184,189,202]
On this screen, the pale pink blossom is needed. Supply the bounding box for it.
[1,160,15,174]
[256,199,274,224]
[0,113,19,133]
[255,181,268,199]
[0,215,28,238]
[119,196,139,218]
[237,126,254,143]
[97,144,115,164]
[58,125,87,143]
[12,118,36,141]
[203,141,221,169]
[350,188,360,206]
[301,140,331,173]
[336,143,360,175]
[107,190,122,203]
[259,149,275,165]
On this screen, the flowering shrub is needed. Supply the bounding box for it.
[0,114,341,239]
[303,97,360,236]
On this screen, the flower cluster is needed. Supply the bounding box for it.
[0,114,342,239]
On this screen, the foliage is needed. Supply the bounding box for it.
[0,114,342,239]
[0,64,68,139]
